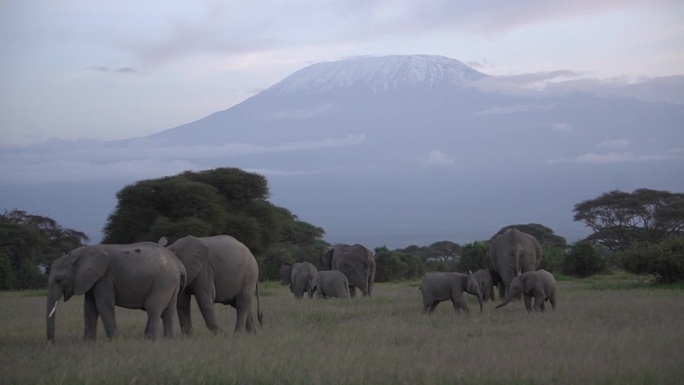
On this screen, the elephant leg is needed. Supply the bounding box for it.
[145,283,178,339]
[233,290,253,333]
[177,291,194,336]
[349,286,357,298]
[539,300,546,312]
[83,291,100,341]
[533,292,544,312]
[523,294,533,313]
[161,304,175,339]
[196,293,221,334]
[428,301,439,316]
[93,290,118,340]
[550,293,557,310]
[452,297,469,314]
[245,311,255,333]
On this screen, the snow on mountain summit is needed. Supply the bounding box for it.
[266,55,489,95]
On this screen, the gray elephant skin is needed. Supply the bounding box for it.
[472,268,503,303]
[489,229,543,300]
[496,269,557,312]
[288,262,318,299]
[279,262,293,285]
[322,244,376,297]
[311,270,351,299]
[47,242,187,342]
[160,235,263,335]
[419,272,483,315]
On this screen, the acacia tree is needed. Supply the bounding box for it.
[0,210,88,290]
[493,223,567,248]
[103,167,324,258]
[573,189,684,251]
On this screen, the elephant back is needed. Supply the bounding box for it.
[333,244,372,290]
[489,229,542,273]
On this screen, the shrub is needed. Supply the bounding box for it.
[456,241,490,272]
[621,237,684,283]
[562,242,606,278]
[539,247,564,273]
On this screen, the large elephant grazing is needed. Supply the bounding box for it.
[160,235,263,335]
[489,229,543,300]
[322,244,376,297]
[289,262,318,300]
[419,271,483,315]
[311,270,350,299]
[496,269,557,312]
[47,243,187,343]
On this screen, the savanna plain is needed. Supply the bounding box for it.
[1,274,683,385]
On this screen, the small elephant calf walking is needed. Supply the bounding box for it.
[496,269,557,312]
[311,270,350,299]
[419,272,483,315]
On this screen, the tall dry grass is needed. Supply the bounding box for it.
[1,276,683,385]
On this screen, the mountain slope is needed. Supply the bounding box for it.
[3,55,682,247]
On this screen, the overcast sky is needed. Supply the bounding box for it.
[1,0,682,146]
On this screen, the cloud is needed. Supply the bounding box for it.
[0,159,199,185]
[545,151,681,164]
[86,66,140,75]
[596,139,630,149]
[472,104,553,115]
[0,135,367,185]
[118,1,679,68]
[551,122,573,133]
[469,70,583,95]
[423,150,454,166]
[470,72,684,104]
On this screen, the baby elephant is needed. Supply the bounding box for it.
[496,269,557,312]
[419,271,483,315]
[311,270,350,299]
[472,268,502,303]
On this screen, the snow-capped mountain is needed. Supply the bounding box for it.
[265,55,488,95]
[2,55,683,248]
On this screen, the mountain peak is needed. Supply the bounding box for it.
[264,55,488,95]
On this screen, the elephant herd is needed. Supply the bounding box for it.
[420,229,557,315]
[46,230,556,343]
[279,243,377,300]
[47,235,263,343]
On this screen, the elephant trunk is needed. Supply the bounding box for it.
[46,284,62,343]
[496,293,514,309]
[476,290,483,313]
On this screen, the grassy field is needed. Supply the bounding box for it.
[1,274,683,385]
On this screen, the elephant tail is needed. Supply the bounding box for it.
[256,282,264,327]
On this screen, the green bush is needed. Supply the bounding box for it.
[562,242,606,278]
[456,241,490,272]
[539,247,565,273]
[621,237,684,283]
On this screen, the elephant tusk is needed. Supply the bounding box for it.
[49,300,59,318]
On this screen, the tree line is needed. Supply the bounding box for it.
[2,167,683,290]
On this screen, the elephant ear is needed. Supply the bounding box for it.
[74,246,109,295]
[171,236,209,284]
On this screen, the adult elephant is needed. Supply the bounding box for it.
[489,228,543,300]
[322,244,376,297]
[159,235,263,335]
[279,263,293,285]
[289,262,318,300]
[46,242,186,343]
